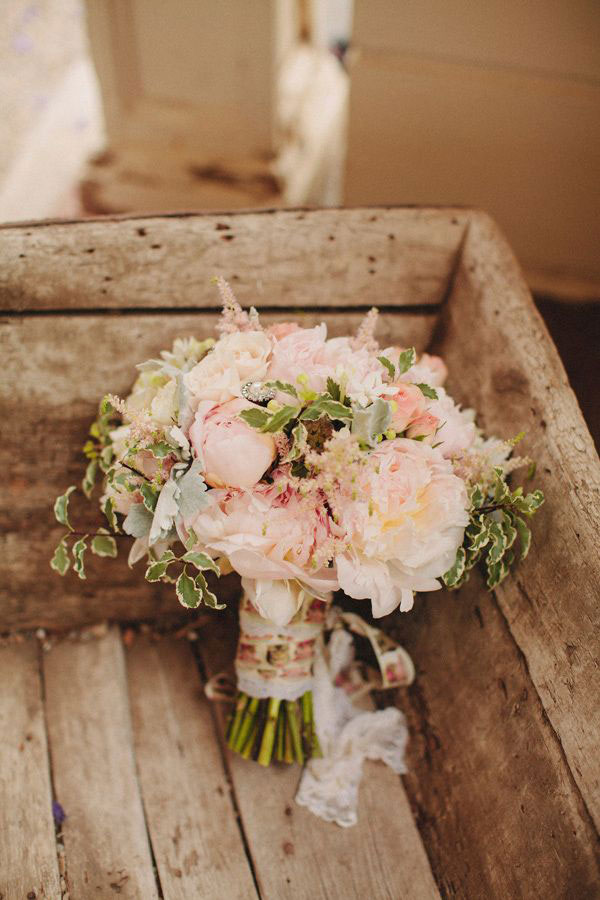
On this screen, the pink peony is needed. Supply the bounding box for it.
[425,389,476,458]
[268,322,301,341]
[333,439,469,616]
[189,398,276,489]
[184,480,338,602]
[267,324,328,388]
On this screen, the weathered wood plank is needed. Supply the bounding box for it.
[391,575,600,898]
[200,613,440,900]
[126,636,258,899]
[43,627,159,898]
[435,211,600,832]
[0,641,61,899]
[0,207,467,311]
[0,311,435,630]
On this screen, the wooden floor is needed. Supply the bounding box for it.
[1,622,440,900]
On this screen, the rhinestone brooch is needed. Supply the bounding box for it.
[241,380,276,404]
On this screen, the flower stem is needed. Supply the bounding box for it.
[286,700,304,765]
[257,698,281,766]
[233,697,258,755]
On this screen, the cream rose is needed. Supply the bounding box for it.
[185,331,272,404]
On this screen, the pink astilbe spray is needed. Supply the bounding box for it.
[352,306,380,354]
[215,276,262,335]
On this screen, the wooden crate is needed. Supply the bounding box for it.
[1,208,599,898]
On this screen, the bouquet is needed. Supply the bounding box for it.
[52,278,544,824]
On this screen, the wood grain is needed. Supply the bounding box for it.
[0,207,467,311]
[0,311,435,630]
[0,641,61,899]
[390,575,600,899]
[435,211,600,832]
[200,612,440,900]
[43,627,159,898]
[126,637,258,899]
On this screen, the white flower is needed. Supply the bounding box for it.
[150,379,178,425]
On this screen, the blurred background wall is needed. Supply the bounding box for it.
[1,0,598,437]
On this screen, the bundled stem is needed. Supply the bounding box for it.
[226,690,321,766]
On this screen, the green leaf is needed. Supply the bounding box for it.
[512,488,545,516]
[513,515,532,560]
[487,522,508,565]
[239,407,271,430]
[415,383,438,400]
[50,536,71,575]
[139,482,159,512]
[326,378,341,401]
[145,549,177,582]
[100,395,114,415]
[261,405,299,433]
[148,441,173,459]
[194,571,226,609]
[501,511,517,551]
[54,486,76,530]
[443,546,466,588]
[265,380,298,398]
[82,459,99,499]
[99,445,114,473]
[103,496,118,532]
[72,535,88,580]
[470,485,485,509]
[466,514,491,552]
[301,398,353,423]
[176,568,202,609]
[182,550,220,576]
[486,555,510,589]
[397,347,416,375]
[91,533,118,558]
[377,356,396,379]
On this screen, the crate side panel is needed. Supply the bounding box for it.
[0,208,467,311]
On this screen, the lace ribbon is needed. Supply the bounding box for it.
[295,622,410,827]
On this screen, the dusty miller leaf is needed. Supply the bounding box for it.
[351,398,392,446]
[123,503,153,538]
[175,459,208,520]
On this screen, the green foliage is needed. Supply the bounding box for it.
[326,378,341,401]
[377,356,396,379]
[72,535,88,580]
[147,441,173,459]
[261,405,299,433]
[175,566,223,609]
[54,486,76,530]
[443,468,544,591]
[139,482,159,512]
[300,397,352,423]
[181,550,220,576]
[397,347,417,375]
[415,383,438,400]
[103,496,118,532]
[238,407,271,430]
[50,536,71,576]
[145,549,177,582]
[82,459,99,499]
[265,380,298,398]
[91,533,118,558]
